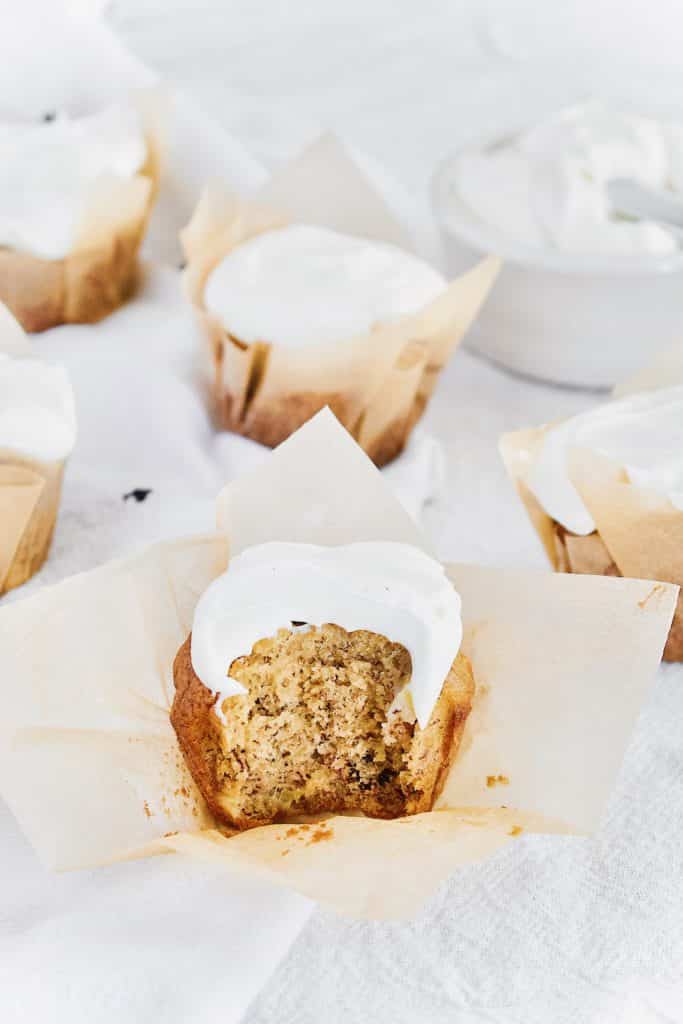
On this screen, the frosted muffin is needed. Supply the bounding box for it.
[183,193,499,466]
[0,100,159,332]
[0,350,76,593]
[501,385,683,660]
[171,541,475,830]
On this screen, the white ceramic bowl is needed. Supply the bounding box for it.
[431,150,683,389]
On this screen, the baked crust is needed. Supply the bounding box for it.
[215,384,357,453]
[209,334,429,468]
[171,626,475,830]
[553,522,683,662]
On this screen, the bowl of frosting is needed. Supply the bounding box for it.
[432,100,683,388]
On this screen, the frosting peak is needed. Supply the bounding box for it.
[204,225,446,348]
[190,541,462,729]
[526,384,683,535]
[0,102,147,259]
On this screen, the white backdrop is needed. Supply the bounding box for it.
[110,0,683,198]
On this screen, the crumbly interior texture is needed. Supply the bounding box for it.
[552,521,683,662]
[171,623,474,830]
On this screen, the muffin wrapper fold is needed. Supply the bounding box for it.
[0,88,164,333]
[501,346,683,660]
[0,410,675,919]
[182,136,500,465]
[0,455,65,595]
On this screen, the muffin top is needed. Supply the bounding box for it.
[0,102,147,259]
[0,353,76,462]
[203,225,446,348]
[190,540,462,730]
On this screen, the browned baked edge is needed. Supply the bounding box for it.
[214,385,358,451]
[553,521,683,662]
[212,379,422,469]
[170,633,475,829]
[210,328,441,467]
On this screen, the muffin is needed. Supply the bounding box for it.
[0,98,160,332]
[500,385,683,660]
[182,190,499,466]
[0,344,76,593]
[171,540,474,830]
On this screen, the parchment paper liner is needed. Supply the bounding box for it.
[0,89,163,333]
[181,137,500,466]
[0,311,69,593]
[500,394,683,661]
[0,454,64,595]
[0,411,675,919]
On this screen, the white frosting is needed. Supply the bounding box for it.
[204,225,446,348]
[526,385,683,535]
[0,103,147,259]
[0,354,76,462]
[190,541,462,729]
[453,102,683,255]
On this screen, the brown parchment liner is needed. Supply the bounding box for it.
[0,411,675,919]
[181,148,500,466]
[0,314,69,593]
[0,455,64,595]
[0,90,164,333]
[500,412,683,660]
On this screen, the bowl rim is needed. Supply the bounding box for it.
[431,146,683,277]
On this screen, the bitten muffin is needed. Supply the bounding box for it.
[171,624,474,830]
[171,540,472,829]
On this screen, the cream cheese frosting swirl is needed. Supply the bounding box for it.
[0,102,147,259]
[526,385,683,535]
[453,101,683,255]
[0,353,76,462]
[190,541,462,729]
[203,225,446,348]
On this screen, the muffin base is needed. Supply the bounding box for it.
[171,626,475,830]
[211,334,423,469]
[0,216,144,334]
[214,383,417,468]
[553,522,683,662]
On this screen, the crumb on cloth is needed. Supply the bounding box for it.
[486,774,509,788]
